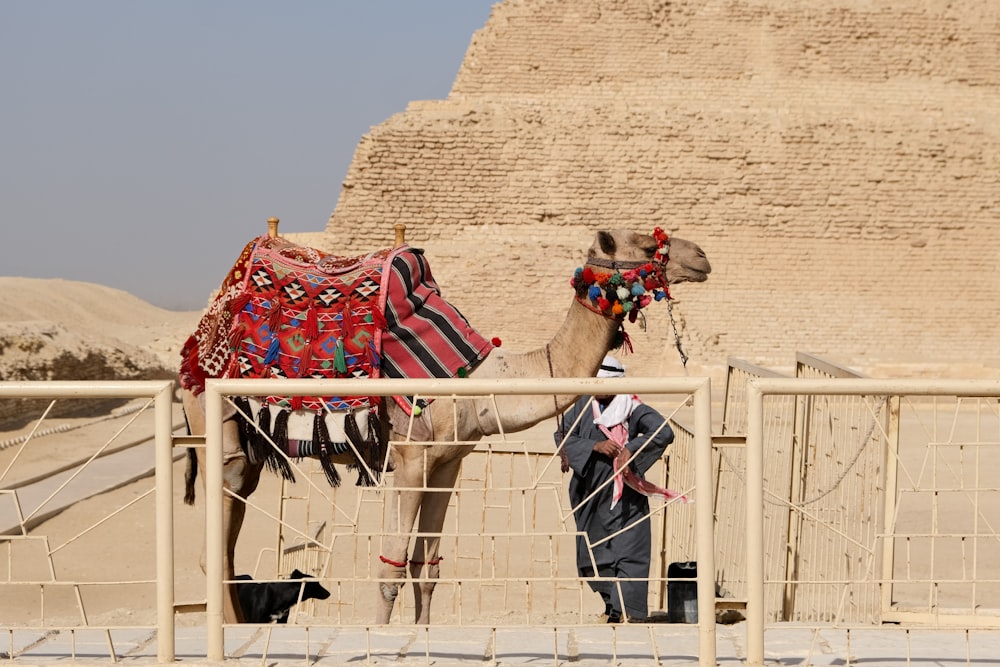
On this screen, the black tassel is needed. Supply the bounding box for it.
[344,411,364,451]
[313,412,341,487]
[272,409,290,453]
[344,411,373,486]
[370,407,390,478]
[249,403,272,465]
[233,396,255,456]
[319,442,342,487]
[267,409,295,482]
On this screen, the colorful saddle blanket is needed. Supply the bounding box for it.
[179,234,495,486]
[179,233,495,414]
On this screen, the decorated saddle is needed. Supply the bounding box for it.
[180,234,495,485]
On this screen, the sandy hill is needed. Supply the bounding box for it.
[0,278,201,426]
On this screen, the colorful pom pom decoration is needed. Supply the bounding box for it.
[569,227,672,322]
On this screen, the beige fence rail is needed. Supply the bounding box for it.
[707,355,887,625]
[0,377,717,665]
[0,381,177,663]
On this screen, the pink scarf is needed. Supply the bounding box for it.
[591,399,691,509]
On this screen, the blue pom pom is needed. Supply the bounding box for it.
[631,283,645,296]
[639,269,647,278]
[588,285,602,300]
[654,290,667,301]
[574,267,584,277]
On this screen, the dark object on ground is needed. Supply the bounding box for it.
[667,561,698,623]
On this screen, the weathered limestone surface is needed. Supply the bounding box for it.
[308,0,1000,375]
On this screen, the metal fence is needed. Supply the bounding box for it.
[3,373,1000,667]
[743,376,1000,666]
[0,381,177,663]
[0,377,717,665]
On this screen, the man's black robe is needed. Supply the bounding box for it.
[559,395,673,620]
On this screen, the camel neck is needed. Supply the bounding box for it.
[462,298,621,438]
[542,298,620,379]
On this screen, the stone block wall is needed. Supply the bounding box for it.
[307,0,1000,376]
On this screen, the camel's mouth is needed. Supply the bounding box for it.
[669,267,711,284]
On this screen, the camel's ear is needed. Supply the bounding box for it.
[595,231,616,256]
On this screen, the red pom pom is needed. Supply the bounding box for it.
[582,267,595,283]
[491,337,502,347]
[597,297,611,311]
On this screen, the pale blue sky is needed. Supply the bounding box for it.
[1,2,495,311]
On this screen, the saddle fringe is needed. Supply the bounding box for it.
[232,396,386,488]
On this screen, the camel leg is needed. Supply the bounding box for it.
[183,391,262,623]
[374,456,425,625]
[410,458,462,624]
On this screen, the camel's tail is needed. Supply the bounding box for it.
[181,407,198,505]
[184,447,198,505]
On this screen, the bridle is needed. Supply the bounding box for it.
[583,256,660,271]
[570,228,688,368]
[571,228,672,324]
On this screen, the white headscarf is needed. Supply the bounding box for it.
[596,355,625,378]
[593,355,638,427]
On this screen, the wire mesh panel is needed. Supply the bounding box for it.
[883,395,1000,625]
[714,355,891,623]
[713,359,794,615]
[0,381,178,663]
[741,378,1000,667]
[784,355,885,623]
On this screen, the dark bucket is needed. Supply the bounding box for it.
[666,561,698,623]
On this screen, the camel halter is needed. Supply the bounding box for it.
[571,228,672,353]
[571,228,671,320]
[570,228,689,369]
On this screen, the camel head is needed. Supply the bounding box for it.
[586,229,711,285]
[571,228,710,325]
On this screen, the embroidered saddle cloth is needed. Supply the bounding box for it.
[180,234,494,399]
[179,234,494,484]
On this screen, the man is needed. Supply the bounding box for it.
[557,355,674,623]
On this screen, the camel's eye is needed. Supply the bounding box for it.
[635,235,657,258]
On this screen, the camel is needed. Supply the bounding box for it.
[180,227,710,624]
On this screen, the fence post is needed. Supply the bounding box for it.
[205,382,226,661]
[694,379,717,666]
[745,380,766,667]
[155,382,176,662]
